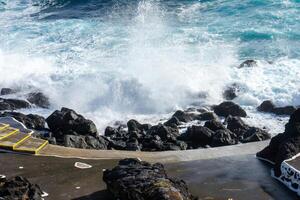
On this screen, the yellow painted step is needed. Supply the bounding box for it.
[0,123,9,130]
[0,127,19,140]
[14,137,48,154]
[0,131,31,150]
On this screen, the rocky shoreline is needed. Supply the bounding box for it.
[0,84,296,152]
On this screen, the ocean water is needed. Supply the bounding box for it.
[0,0,299,134]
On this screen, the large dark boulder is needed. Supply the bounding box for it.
[172,110,196,122]
[0,176,43,200]
[64,135,108,149]
[27,92,50,108]
[204,120,225,132]
[257,108,300,176]
[46,107,98,142]
[0,112,46,130]
[242,127,271,143]
[0,88,16,95]
[257,100,275,112]
[196,112,218,121]
[257,100,296,115]
[213,101,247,117]
[179,126,214,147]
[148,124,180,142]
[211,129,237,147]
[164,116,181,127]
[0,98,30,110]
[226,116,270,142]
[103,158,197,200]
[226,116,249,136]
[272,106,296,116]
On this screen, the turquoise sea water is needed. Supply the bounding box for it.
[0,0,299,132]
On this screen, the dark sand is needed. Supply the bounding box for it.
[0,151,298,200]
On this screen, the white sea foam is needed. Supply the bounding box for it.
[0,0,299,134]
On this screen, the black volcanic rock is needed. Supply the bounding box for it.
[238,59,257,68]
[196,112,218,121]
[27,92,50,108]
[226,116,249,136]
[164,116,181,127]
[103,158,197,200]
[172,110,196,122]
[0,88,15,95]
[0,176,43,200]
[257,100,275,112]
[0,98,30,110]
[204,120,225,132]
[0,112,46,130]
[223,84,240,100]
[148,124,180,142]
[211,129,236,147]
[46,107,98,143]
[257,108,300,176]
[179,126,214,148]
[213,101,247,117]
[257,100,296,115]
[64,134,108,150]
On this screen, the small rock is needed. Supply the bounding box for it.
[238,59,257,68]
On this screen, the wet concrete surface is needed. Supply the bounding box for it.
[0,152,298,200]
[165,155,298,200]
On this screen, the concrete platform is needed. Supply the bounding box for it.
[14,137,49,154]
[0,132,31,149]
[0,152,297,200]
[38,140,270,163]
[0,127,18,140]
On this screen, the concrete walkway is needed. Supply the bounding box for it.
[39,140,269,163]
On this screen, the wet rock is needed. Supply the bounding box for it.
[103,158,197,200]
[109,139,127,150]
[196,112,218,121]
[272,106,296,116]
[27,92,50,108]
[164,116,181,127]
[223,84,240,100]
[257,108,300,176]
[148,124,180,142]
[172,110,196,122]
[64,135,108,149]
[242,127,271,143]
[0,102,11,110]
[257,100,296,115]
[238,59,257,68]
[179,126,214,148]
[211,129,237,147]
[0,112,46,130]
[204,120,225,132]
[46,107,98,142]
[104,126,119,137]
[257,100,275,112]
[213,101,247,117]
[0,88,16,95]
[226,116,270,142]
[0,98,30,110]
[226,116,249,136]
[0,176,43,200]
